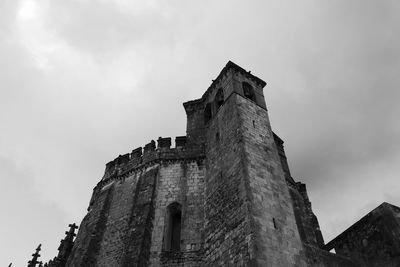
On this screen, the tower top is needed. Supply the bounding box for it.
[202,61,266,100]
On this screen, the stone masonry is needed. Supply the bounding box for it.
[35,61,400,267]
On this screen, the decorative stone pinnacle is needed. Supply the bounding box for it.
[55,223,78,263]
[27,244,41,267]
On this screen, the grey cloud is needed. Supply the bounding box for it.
[40,0,185,58]
[271,0,400,186]
[0,156,69,265]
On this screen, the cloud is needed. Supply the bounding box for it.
[263,1,400,242]
[0,156,69,264]
[270,0,400,183]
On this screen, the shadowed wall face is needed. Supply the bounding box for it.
[65,166,159,267]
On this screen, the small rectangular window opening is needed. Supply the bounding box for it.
[170,211,181,251]
[164,202,182,251]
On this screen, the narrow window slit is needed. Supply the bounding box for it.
[242,82,256,102]
[164,202,182,251]
[204,103,212,124]
[215,88,224,110]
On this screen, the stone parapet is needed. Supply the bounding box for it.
[101,136,204,184]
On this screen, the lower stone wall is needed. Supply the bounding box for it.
[204,173,250,266]
[66,184,115,267]
[95,171,142,266]
[149,160,205,266]
[289,183,324,247]
[159,251,204,267]
[66,166,159,267]
[121,167,159,266]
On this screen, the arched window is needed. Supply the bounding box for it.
[242,82,255,102]
[204,103,212,124]
[215,88,224,110]
[164,202,182,251]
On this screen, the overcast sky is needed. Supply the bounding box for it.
[1,0,399,265]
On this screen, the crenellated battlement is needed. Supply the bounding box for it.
[101,136,204,182]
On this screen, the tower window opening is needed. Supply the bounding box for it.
[164,202,182,251]
[204,103,212,124]
[242,82,255,102]
[215,88,224,110]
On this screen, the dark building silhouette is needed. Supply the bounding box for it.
[32,62,400,266]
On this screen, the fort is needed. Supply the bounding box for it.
[28,62,400,266]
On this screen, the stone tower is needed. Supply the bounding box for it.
[61,61,362,266]
[186,62,306,266]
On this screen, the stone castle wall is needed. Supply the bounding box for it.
[66,138,206,267]
[59,61,372,267]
